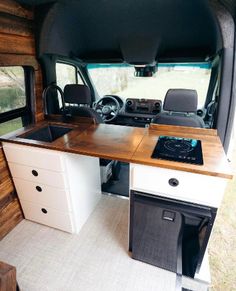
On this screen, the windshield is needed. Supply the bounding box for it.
[87,63,211,108]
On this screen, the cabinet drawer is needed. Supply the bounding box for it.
[131,164,227,207]
[3,143,65,172]
[20,200,74,233]
[8,163,68,189]
[13,178,72,212]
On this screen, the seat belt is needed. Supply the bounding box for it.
[205,77,220,128]
[206,100,218,128]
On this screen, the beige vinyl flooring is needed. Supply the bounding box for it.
[0,195,204,291]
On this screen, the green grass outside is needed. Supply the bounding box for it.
[0,118,22,136]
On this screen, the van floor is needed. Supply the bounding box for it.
[0,195,204,291]
[0,195,175,290]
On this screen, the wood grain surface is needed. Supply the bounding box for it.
[149,124,218,136]
[0,261,17,291]
[0,0,33,19]
[0,121,232,179]
[65,123,146,162]
[0,147,23,240]
[131,125,232,179]
[0,1,43,123]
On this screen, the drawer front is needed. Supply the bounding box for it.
[13,178,72,212]
[3,142,65,172]
[20,200,74,233]
[131,164,227,207]
[8,163,68,189]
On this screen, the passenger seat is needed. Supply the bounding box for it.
[152,89,205,128]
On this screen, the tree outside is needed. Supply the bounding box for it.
[0,67,26,114]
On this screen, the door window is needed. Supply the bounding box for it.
[56,63,84,90]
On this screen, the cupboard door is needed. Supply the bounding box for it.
[131,193,182,273]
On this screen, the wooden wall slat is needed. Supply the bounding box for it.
[0,261,17,291]
[0,33,35,55]
[0,154,13,186]
[0,0,33,20]
[0,53,38,68]
[0,12,33,36]
[0,179,15,202]
[34,69,44,122]
[0,147,23,240]
[0,199,23,240]
[0,188,15,212]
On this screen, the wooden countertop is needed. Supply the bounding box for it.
[64,123,145,162]
[132,124,232,179]
[0,120,233,179]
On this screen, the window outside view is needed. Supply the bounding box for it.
[0,66,26,113]
[56,63,77,90]
[0,67,26,135]
[88,64,211,108]
[56,63,84,90]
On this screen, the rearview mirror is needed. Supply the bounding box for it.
[134,65,157,77]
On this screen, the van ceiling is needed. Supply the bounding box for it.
[15,0,235,63]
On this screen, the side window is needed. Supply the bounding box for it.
[56,63,84,90]
[0,66,30,135]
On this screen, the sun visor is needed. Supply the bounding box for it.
[120,36,159,65]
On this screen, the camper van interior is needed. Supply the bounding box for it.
[0,0,235,290]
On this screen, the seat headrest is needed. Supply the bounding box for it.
[64,84,91,104]
[163,89,198,113]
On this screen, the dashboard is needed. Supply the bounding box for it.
[95,95,206,128]
[110,96,162,127]
[125,98,161,115]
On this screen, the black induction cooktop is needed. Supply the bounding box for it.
[151,136,204,165]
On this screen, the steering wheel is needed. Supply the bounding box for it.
[94,95,120,122]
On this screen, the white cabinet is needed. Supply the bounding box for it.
[3,142,101,233]
[129,163,228,287]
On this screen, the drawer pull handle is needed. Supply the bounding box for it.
[36,186,42,192]
[41,208,47,214]
[32,170,38,177]
[168,178,179,187]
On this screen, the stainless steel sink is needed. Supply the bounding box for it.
[22,125,72,143]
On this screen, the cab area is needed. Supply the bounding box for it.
[0,0,235,291]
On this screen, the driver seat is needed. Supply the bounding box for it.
[64,84,103,123]
[64,84,121,182]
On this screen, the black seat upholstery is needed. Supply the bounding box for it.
[64,84,103,123]
[64,84,120,180]
[152,89,205,128]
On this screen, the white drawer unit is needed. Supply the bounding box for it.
[130,164,227,208]
[3,142,101,234]
[3,143,65,172]
[8,163,68,189]
[21,200,74,233]
[13,178,72,212]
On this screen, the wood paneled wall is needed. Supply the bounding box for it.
[0,147,23,240]
[0,0,44,122]
[0,0,44,239]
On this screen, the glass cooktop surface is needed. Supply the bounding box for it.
[151,136,203,165]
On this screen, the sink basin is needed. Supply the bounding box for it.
[23,125,72,143]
